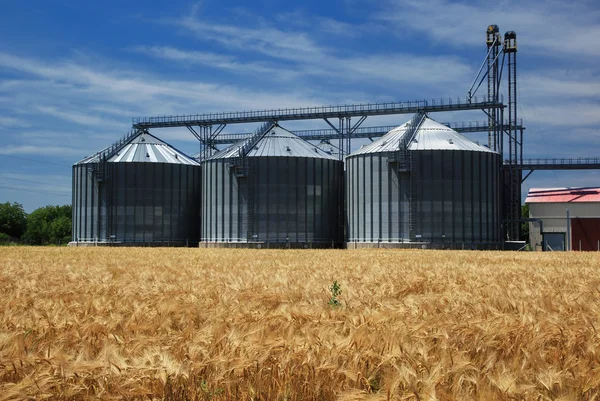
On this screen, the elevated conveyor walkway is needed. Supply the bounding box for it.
[133,97,503,129]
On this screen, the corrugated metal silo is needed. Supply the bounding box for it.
[201,123,343,248]
[346,115,501,249]
[72,131,201,246]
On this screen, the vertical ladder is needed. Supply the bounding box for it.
[245,160,255,241]
[94,156,109,241]
[408,151,417,240]
[104,165,112,242]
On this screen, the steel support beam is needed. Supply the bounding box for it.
[521,170,534,183]
[323,118,343,159]
[186,125,202,141]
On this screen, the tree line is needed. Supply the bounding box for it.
[0,202,71,245]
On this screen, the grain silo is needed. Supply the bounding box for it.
[71,131,201,246]
[201,123,343,248]
[346,113,501,249]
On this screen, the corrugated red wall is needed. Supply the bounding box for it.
[571,218,600,251]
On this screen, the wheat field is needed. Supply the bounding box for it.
[1,248,600,400]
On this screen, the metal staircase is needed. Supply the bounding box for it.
[226,121,275,241]
[388,110,427,240]
[229,121,275,177]
[401,110,427,150]
[388,110,426,170]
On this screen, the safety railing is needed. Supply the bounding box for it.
[518,157,600,166]
[81,129,138,164]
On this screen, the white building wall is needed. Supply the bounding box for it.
[528,202,600,250]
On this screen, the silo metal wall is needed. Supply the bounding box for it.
[346,150,501,248]
[411,150,501,246]
[72,164,101,242]
[346,153,410,242]
[202,156,343,247]
[72,162,201,245]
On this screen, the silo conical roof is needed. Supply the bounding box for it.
[349,117,496,156]
[76,132,199,165]
[208,125,338,160]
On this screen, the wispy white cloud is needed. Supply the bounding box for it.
[36,106,124,128]
[0,145,84,157]
[522,103,600,127]
[0,172,71,191]
[274,11,365,38]
[172,16,474,90]
[514,68,600,130]
[0,116,31,128]
[0,51,340,119]
[132,46,299,80]
[341,54,472,86]
[179,15,325,64]
[520,70,600,99]
[373,0,600,58]
[89,105,140,118]
[316,17,361,36]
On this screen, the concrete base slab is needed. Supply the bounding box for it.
[199,242,344,249]
[345,242,502,250]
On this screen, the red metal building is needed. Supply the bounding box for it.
[525,187,600,251]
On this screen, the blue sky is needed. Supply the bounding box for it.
[0,0,598,212]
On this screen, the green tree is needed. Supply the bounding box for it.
[520,204,530,242]
[0,202,27,239]
[23,205,72,245]
[50,215,72,244]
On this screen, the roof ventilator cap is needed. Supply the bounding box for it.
[448,139,454,144]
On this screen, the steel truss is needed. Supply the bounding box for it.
[202,120,525,146]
